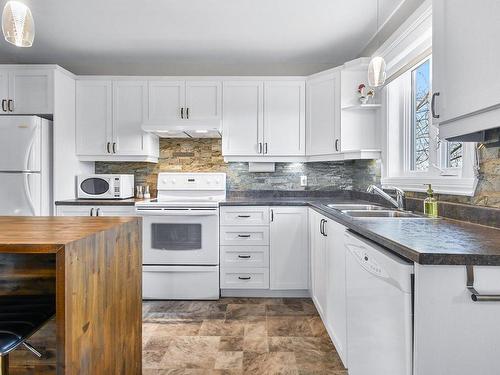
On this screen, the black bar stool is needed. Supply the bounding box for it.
[0,295,55,375]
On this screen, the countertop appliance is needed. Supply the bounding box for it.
[345,231,414,375]
[0,116,52,216]
[136,172,226,300]
[77,174,134,199]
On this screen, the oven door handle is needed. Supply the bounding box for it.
[135,208,218,216]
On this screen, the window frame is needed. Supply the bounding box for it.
[381,55,478,196]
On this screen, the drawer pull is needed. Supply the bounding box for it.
[238,255,251,259]
[237,234,251,238]
[238,276,251,280]
[237,215,251,218]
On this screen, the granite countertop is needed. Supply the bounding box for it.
[221,196,500,266]
[55,198,143,206]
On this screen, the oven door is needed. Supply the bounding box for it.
[139,208,219,265]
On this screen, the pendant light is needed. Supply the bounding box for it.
[367,0,386,87]
[2,1,35,47]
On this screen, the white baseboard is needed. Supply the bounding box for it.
[221,289,310,298]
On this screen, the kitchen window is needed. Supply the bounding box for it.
[382,56,477,195]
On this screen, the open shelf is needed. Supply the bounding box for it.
[341,103,382,110]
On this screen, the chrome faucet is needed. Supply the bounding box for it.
[367,185,406,210]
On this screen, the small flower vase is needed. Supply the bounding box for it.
[359,96,368,104]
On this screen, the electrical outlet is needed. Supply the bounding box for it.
[300,175,307,187]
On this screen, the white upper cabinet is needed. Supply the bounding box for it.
[264,81,305,156]
[185,81,222,121]
[0,68,53,115]
[222,81,263,156]
[148,81,185,122]
[0,71,8,113]
[222,79,306,159]
[113,81,152,155]
[76,80,112,156]
[147,80,222,123]
[306,72,341,156]
[269,207,309,290]
[76,79,158,162]
[433,0,500,139]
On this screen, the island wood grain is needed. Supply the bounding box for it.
[0,216,142,375]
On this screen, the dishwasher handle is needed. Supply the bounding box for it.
[466,265,500,302]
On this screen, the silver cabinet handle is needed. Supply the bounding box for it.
[271,209,274,222]
[431,92,440,119]
[181,107,184,119]
[96,208,100,216]
[258,142,263,154]
[112,142,116,153]
[238,276,251,280]
[238,255,251,259]
[264,142,268,154]
[106,142,111,153]
[1,99,6,112]
[237,215,251,218]
[466,265,500,302]
[319,219,324,235]
[7,99,13,112]
[322,219,327,237]
[238,234,251,238]
[335,139,339,152]
[186,107,189,119]
[90,208,94,216]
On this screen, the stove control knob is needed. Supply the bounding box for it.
[171,179,176,184]
[161,179,168,185]
[206,179,211,185]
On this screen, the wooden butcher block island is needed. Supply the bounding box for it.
[0,216,142,375]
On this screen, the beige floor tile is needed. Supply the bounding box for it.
[244,320,267,337]
[226,304,266,320]
[219,336,244,352]
[214,351,244,370]
[199,319,245,336]
[243,336,269,353]
[267,316,315,337]
[243,352,298,374]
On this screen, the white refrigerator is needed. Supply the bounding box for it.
[0,116,53,216]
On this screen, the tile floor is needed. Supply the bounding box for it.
[142,298,347,374]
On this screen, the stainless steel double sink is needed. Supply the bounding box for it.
[326,204,426,219]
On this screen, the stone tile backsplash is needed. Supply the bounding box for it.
[95,139,381,196]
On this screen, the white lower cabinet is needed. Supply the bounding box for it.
[220,206,308,293]
[269,206,309,290]
[309,208,348,367]
[56,204,136,217]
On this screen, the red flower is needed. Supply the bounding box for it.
[358,83,366,93]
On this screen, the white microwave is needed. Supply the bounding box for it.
[77,174,135,199]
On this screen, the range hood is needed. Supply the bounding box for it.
[142,119,222,138]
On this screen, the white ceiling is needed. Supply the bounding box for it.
[0,0,405,75]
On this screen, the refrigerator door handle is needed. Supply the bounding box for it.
[23,173,36,215]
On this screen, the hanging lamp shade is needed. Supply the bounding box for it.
[2,1,35,47]
[367,56,386,88]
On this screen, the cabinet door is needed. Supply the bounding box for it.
[270,207,308,290]
[0,70,8,113]
[185,81,222,121]
[325,220,348,365]
[76,80,112,156]
[263,81,305,156]
[113,81,148,155]
[8,69,53,114]
[309,209,327,317]
[222,81,263,156]
[148,81,185,122]
[433,0,500,135]
[56,205,94,216]
[95,205,136,216]
[306,72,340,155]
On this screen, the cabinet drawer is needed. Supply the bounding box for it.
[221,246,269,268]
[220,226,269,246]
[220,206,269,226]
[220,267,269,289]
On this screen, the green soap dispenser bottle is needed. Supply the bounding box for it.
[424,184,438,218]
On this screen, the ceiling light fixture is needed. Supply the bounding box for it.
[367,0,386,87]
[2,1,35,47]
